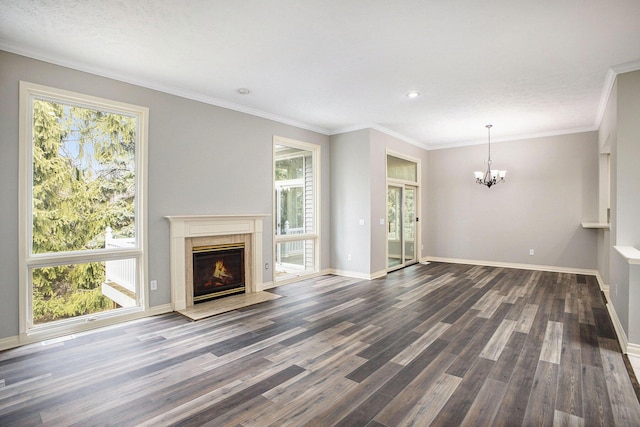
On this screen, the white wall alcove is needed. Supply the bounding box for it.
[165,215,268,311]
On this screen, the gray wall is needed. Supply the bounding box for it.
[330,129,430,276]
[597,81,615,285]
[615,71,640,247]
[1,48,616,344]
[0,51,331,340]
[330,130,371,274]
[606,70,640,343]
[427,132,599,269]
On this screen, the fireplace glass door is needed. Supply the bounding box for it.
[192,244,245,302]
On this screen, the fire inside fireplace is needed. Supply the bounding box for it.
[192,243,245,303]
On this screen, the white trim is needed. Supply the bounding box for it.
[260,281,276,290]
[426,125,598,151]
[606,297,629,354]
[331,123,428,150]
[595,271,611,302]
[18,81,149,341]
[0,335,21,351]
[423,256,598,276]
[385,150,421,272]
[593,274,630,354]
[2,303,173,351]
[628,342,640,358]
[581,222,610,230]
[595,60,640,130]
[11,304,172,351]
[594,68,618,133]
[270,271,327,287]
[329,268,387,281]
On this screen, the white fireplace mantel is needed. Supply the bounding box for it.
[165,214,268,311]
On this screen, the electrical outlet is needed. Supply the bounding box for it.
[359,219,365,226]
[150,280,158,291]
[348,254,352,262]
[529,249,535,256]
[380,218,385,225]
[265,262,270,270]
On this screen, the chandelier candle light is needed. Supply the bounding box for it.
[474,124,506,188]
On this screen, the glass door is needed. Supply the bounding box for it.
[387,186,403,269]
[387,184,418,270]
[404,186,417,264]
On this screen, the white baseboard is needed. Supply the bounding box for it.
[0,335,21,351]
[147,303,173,317]
[590,275,638,355]
[424,256,598,276]
[606,298,629,353]
[595,271,611,301]
[627,342,640,357]
[328,268,387,280]
[256,281,274,291]
[0,304,173,351]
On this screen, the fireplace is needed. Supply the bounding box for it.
[165,215,267,311]
[193,243,245,302]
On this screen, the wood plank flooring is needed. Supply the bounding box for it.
[1,262,639,426]
[178,291,282,321]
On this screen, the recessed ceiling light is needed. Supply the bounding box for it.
[406,91,421,98]
[237,88,251,95]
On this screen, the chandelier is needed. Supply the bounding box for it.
[474,124,506,188]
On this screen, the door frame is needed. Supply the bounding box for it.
[386,183,419,272]
[385,150,421,273]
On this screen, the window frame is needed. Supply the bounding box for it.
[273,136,320,284]
[18,81,149,341]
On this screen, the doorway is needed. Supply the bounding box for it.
[387,184,417,270]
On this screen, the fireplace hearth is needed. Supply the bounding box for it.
[193,243,245,302]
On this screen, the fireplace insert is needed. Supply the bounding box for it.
[192,243,245,302]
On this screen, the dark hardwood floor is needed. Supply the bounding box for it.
[1,262,639,426]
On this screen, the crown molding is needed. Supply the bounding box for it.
[330,123,429,150]
[425,125,598,151]
[4,44,637,151]
[594,59,640,130]
[0,44,332,136]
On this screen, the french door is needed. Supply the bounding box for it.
[387,184,417,271]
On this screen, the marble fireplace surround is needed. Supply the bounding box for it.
[165,215,268,311]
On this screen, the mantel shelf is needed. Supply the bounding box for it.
[581,222,610,229]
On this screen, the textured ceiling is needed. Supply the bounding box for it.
[1,0,640,149]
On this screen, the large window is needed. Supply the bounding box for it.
[273,137,319,282]
[19,82,148,336]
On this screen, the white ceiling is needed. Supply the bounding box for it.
[1,0,640,149]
